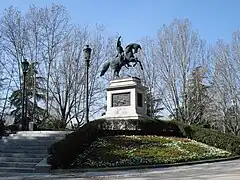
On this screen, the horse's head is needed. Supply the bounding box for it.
[125,43,142,54]
[133,44,142,54]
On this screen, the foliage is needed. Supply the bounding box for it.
[37,117,68,131]
[223,103,240,136]
[72,135,231,168]
[9,62,46,124]
[185,66,210,124]
[169,66,210,124]
[47,119,184,169]
[47,119,106,169]
[47,119,240,169]
[1,4,240,135]
[183,125,240,155]
[0,4,107,129]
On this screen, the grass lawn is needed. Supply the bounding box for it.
[72,135,231,168]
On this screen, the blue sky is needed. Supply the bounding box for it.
[0,0,240,44]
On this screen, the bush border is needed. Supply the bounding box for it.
[51,156,240,173]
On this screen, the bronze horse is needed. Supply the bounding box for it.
[100,37,143,78]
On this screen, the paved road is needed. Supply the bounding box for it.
[1,159,240,180]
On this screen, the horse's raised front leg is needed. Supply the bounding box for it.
[138,60,143,70]
[134,59,143,70]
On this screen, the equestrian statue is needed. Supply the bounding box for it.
[100,36,143,79]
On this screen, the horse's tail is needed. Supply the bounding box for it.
[100,61,110,77]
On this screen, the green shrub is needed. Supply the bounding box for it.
[47,119,106,169]
[47,119,184,169]
[73,135,231,168]
[169,120,240,155]
[183,125,240,155]
[47,118,240,169]
[100,119,184,137]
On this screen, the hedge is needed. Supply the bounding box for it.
[183,125,240,155]
[47,118,240,169]
[47,119,184,169]
[47,119,106,169]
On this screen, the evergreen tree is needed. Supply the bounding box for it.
[224,100,240,136]
[186,66,210,124]
[169,66,210,124]
[9,62,46,124]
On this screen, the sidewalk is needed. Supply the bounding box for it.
[1,159,240,180]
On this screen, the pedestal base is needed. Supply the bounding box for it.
[103,77,148,120]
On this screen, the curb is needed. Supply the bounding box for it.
[51,156,240,173]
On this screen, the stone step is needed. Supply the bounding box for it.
[0,172,39,178]
[0,146,51,152]
[0,131,71,174]
[0,153,46,158]
[0,157,42,163]
[0,146,51,151]
[0,148,47,154]
[2,136,64,141]
[0,175,25,180]
[0,139,58,145]
[0,167,34,173]
[0,144,51,149]
[12,132,66,136]
[15,131,72,137]
[6,136,64,140]
[0,162,36,168]
[1,137,58,140]
[0,139,56,144]
[16,130,71,134]
[1,140,53,144]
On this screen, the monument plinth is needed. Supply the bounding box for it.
[103,77,148,120]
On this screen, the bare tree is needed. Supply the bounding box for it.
[47,25,107,128]
[134,37,164,118]
[0,4,111,129]
[210,37,240,135]
[24,6,44,123]
[153,19,208,123]
[0,7,29,124]
[0,6,28,88]
[0,54,13,122]
[48,26,85,127]
[87,27,108,119]
[36,4,71,120]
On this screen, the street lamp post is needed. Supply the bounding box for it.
[83,45,92,124]
[21,59,29,130]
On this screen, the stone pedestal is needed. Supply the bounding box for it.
[103,77,148,120]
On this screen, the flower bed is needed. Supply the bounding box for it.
[72,135,231,168]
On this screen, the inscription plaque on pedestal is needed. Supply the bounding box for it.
[112,92,131,107]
